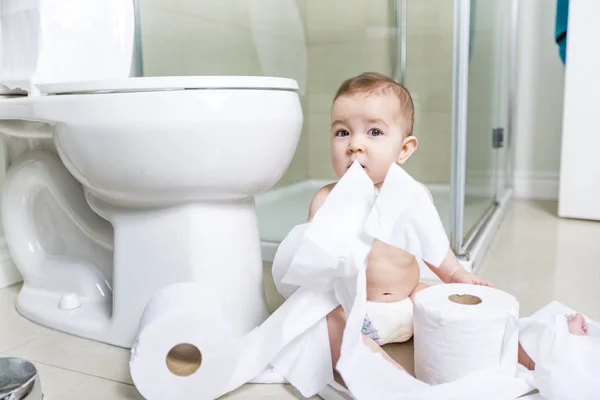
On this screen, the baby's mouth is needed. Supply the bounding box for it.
[348,160,366,169]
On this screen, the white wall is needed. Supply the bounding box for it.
[513,0,566,199]
[557,0,600,220]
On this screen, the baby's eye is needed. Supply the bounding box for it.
[335,130,349,137]
[368,128,383,136]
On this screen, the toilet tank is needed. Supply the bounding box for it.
[0,0,137,94]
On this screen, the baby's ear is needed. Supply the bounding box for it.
[397,135,418,164]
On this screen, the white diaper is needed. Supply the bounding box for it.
[361,297,414,346]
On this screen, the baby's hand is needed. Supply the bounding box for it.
[448,269,494,287]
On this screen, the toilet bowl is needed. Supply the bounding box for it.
[0,4,303,347]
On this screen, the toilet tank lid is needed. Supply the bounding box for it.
[37,76,299,95]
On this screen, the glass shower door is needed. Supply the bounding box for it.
[461,0,510,246]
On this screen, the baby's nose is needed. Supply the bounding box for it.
[348,138,364,152]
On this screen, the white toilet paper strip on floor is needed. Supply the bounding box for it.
[130,282,338,400]
[519,301,600,400]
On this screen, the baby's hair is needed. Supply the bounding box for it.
[333,72,414,137]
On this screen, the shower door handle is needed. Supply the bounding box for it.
[393,0,407,85]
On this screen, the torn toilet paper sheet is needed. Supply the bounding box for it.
[130,282,338,400]
[333,256,534,400]
[272,161,534,399]
[362,163,449,267]
[280,161,378,292]
[519,301,600,400]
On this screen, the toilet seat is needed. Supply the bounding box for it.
[37,76,299,95]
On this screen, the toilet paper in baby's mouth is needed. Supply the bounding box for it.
[413,283,520,385]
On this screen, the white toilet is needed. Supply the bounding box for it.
[0,1,303,347]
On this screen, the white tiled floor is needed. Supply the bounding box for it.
[1,200,599,399]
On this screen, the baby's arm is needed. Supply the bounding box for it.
[418,183,493,286]
[307,183,336,221]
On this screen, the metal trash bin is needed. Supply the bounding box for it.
[0,357,43,400]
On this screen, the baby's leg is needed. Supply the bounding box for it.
[326,305,405,371]
[517,313,588,370]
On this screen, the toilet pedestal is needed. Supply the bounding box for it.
[6,151,269,348]
[104,199,270,347]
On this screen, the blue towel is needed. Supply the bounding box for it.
[555,0,569,64]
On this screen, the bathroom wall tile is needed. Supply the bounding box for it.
[246,31,308,94]
[307,113,337,180]
[243,0,307,43]
[306,0,367,44]
[307,38,394,95]
[305,0,394,44]
[142,5,308,84]
[141,7,262,77]
[165,0,250,32]
[308,93,334,115]
[170,0,307,43]
[138,6,189,76]
[0,284,48,353]
[402,111,452,184]
[465,104,496,178]
[33,362,142,400]
[404,33,454,113]
[4,330,134,385]
[407,0,454,36]
[366,0,394,29]
[467,33,498,113]
[276,129,309,188]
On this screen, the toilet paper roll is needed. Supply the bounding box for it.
[0,0,135,93]
[413,283,520,385]
[129,283,237,400]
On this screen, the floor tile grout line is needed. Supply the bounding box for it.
[2,331,135,387]
[29,359,136,387]
[0,330,50,354]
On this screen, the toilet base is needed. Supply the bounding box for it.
[4,150,270,348]
[16,283,113,342]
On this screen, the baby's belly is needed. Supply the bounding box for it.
[366,257,420,303]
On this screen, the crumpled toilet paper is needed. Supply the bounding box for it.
[519,301,600,400]
[132,160,589,400]
[273,161,534,399]
[362,163,449,267]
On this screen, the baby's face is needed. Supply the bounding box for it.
[330,93,407,187]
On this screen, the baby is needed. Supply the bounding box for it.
[306,72,588,373]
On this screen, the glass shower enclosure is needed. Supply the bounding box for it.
[137,0,517,273]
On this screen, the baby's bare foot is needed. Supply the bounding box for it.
[568,313,588,335]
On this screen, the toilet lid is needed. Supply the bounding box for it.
[36,76,299,95]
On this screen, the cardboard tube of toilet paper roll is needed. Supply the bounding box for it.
[129,283,237,400]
